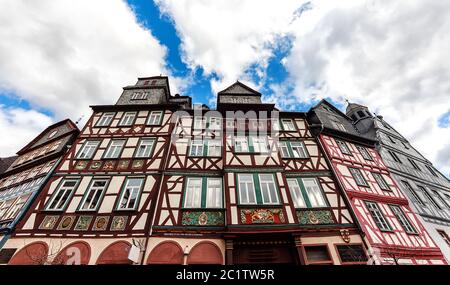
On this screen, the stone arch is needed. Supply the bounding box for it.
[96,241,132,265]
[8,241,49,265]
[53,241,91,265]
[187,241,223,265]
[147,240,183,264]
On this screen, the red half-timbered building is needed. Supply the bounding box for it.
[307,100,446,265]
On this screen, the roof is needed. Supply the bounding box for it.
[218,81,261,96]
[16,119,79,155]
[0,156,17,174]
[346,101,367,114]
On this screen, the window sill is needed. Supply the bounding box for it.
[281,157,310,160]
[187,155,222,159]
[237,204,282,208]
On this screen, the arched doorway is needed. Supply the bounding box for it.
[8,241,49,265]
[187,241,223,265]
[147,241,183,264]
[96,241,132,265]
[53,241,91,265]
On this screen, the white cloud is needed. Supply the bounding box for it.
[0,0,181,155]
[283,0,450,176]
[0,105,53,156]
[156,0,449,176]
[155,0,303,95]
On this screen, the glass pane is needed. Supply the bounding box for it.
[287,179,306,208]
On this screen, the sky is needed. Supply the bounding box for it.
[0,0,449,177]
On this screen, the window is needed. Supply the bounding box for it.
[234,137,249,152]
[279,141,290,158]
[281,119,295,131]
[237,173,280,205]
[259,174,279,204]
[402,141,410,149]
[79,179,108,211]
[193,116,206,129]
[77,141,100,159]
[304,246,332,264]
[117,178,144,210]
[419,186,441,210]
[48,130,58,139]
[288,178,328,208]
[349,168,369,187]
[290,141,309,158]
[388,136,396,144]
[189,140,204,157]
[119,112,136,126]
[134,138,155,158]
[357,111,365,118]
[0,200,14,220]
[408,158,421,171]
[147,111,163,125]
[388,150,402,163]
[207,140,222,157]
[271,119,281,131]
[208,117,222,130]
[3,194,31,221]
[425,165,438,177]
[237,174,257,205]
[206,178,223,208]
[184,178,202,208]
[336,140,352,155]
[336,245,368,264]
[131,91,148,100]
[287,179,306,208]
[184,177,223,209]
[103,140,125,159]
[251,137,268,153]
[365,201,392,231]
[96,112,115,127]
[389,205,417,234]
[432,190,449,209]
[372,173,390,191]
[401,181,425,206]
[350,114,357,121]
[234,136,268,153]
[46,179,79,211]
[331,121,346,132]
[356,145,373,161]
[437,230,450,247]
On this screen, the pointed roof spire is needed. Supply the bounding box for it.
[218,81,261,96]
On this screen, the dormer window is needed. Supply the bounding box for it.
[351,114,357,121]
[48,130,58,139]
[331,121,346,132]
[357,111,365,118]
[131,91,148,100]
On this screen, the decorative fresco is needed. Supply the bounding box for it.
[181,211,225,226]
[110,216,127,231]
[38,216,58,230]
[92,216,109,231]
[57,216,75,230]
[240,208,285,224]
[74,216,93,231]
[296,210,335,225]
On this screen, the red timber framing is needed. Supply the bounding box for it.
[320,133,446,264]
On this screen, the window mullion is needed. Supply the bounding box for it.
[253,174,262,204]
[201,178,207,208]
[298,178,312,208]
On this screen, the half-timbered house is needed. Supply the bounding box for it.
[345,102,450,262]
[307,100,446,265]
[149,81,367,265]
[0,119,79,263]
[2,76,193,265]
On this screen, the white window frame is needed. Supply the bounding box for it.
[206,178,223,208]
[184,177,202,208]
[131,91,148,100]
[193,116,206,129]
[336,140,352,155]
[45,179,78,211]
[96,112,115,127]
[103,139,126,159]
[78,179,108,211]
[357,145,373,161]
[135,138,155,158]
[279,141,290,158]
[234,137,250,152]
[117,178,144,210]
[302,178,327,207]
[287,179,307,208]
[365,201,392,232]
[281,119,295,131]
[207,140,222,157]
[208,117,222,130]
[349,167,369,187]
[238,174,257,205]
[119,112,136,126]
[77,141,100,159]
[259,174,279,204]
[389,205,417,234]
[147,111,163,125]
[189,139,205,157]
[373,173,390,191]
[251,136,268,153]
[291,141,308,158]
